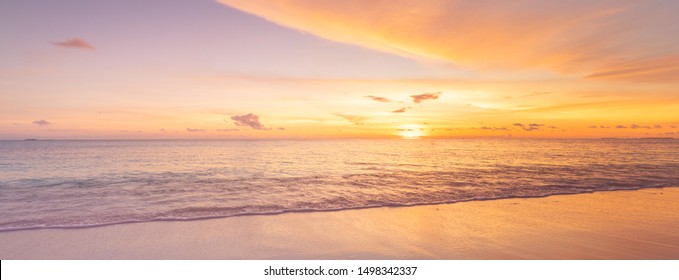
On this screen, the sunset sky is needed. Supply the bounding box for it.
[2,0,678,139]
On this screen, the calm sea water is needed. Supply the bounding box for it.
[1,139,678,231]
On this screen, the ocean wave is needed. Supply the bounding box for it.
[0,184,674,232]
[2,139,679,232]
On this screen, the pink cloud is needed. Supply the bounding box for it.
[52,38,96,51]
[231,113,269,130]
[32,119,51,126]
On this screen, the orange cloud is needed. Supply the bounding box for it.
[364,95,392,102]
[392,107,407,113]
[218,0,679,82]
[411,92,440,103]
[335,113,366,125]
[51,38,96,51]
[586,55,679,82]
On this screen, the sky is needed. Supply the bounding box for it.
[1,0,678,139]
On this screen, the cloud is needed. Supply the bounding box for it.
[277,127,286,131]
[364,95,392,102]
[219,0,679,82]
[411,92,441,103]
[392,107,409,113]
[479,126,508,131]
[51,38,96,51]
[216,128,239,132]
[32,119,51,126]
[230,113,269,130]
[521,92,553,98]
[335,113,366,125]
[513,123,545,131]
[186,128,206,132]
[609,124,664,129]
[585,55,679,82]
[588,125,612,129]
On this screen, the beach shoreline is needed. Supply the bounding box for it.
[1,187,678,259]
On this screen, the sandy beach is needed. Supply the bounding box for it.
[1,187,678,259]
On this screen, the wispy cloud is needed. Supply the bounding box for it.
[478,126,508,131]
[585,55,679,82]
[186,128,206,132]
[364,95,392,102]
[588,125,612,129]
[513,123,545,131]
[521,92,552,98]
[335,113,366,125]
[32,119,51,126]
[606,124,665,129]
[231,113,269,130]
[51,38,96,51]
[219,0,679,82]
[397,128,424,132]
[392,107,409,113]
[411,92,441,103]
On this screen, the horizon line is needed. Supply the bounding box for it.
[1,137,675,141]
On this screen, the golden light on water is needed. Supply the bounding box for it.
[398,124,425,139]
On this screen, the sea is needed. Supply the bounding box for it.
[1,138,678,232]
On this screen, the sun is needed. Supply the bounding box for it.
[397,124,425,139]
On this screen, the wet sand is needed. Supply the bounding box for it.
[1,187,678,259]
